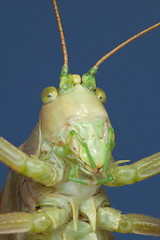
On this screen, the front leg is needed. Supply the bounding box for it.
[97,207,160,236]
[105,152,160,186]
[0,137,64,186]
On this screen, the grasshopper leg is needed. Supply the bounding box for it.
[0,137,64,186]
[105,152,160,186]
[0,208,67,235]
[97,207,160,236]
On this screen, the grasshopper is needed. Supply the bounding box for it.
[2,0,159,239]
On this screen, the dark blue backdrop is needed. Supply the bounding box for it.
[0,1,160,240]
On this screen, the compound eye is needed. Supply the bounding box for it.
[95,87,106,104]
[41,86,58,104]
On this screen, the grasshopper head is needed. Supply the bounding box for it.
[40,72,114,170]
[47,0,159,171]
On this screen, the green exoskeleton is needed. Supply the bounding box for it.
[0,0,160,239]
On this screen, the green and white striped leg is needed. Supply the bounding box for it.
[106,152,160,187]
[97,207,160,236]
[0,208,67,235]
[0,137,64,186]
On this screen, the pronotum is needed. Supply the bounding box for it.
[0,1,160,240]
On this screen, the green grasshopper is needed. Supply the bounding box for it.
[0,0,160,239]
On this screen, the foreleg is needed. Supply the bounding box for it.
[97,207,160,236]
[0,137,64,186]
[106,152,160,186]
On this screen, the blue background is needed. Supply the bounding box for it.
[0,1,160,240]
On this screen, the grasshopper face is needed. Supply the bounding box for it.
[40,83,112,168]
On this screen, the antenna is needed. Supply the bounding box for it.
[93,22,160,68]
[52,0,73,92]
[52,0,68,66]
[82,22,160,91]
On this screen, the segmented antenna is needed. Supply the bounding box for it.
[52,0,68,66]
[93,22,160,68]
[82,22,160,91]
